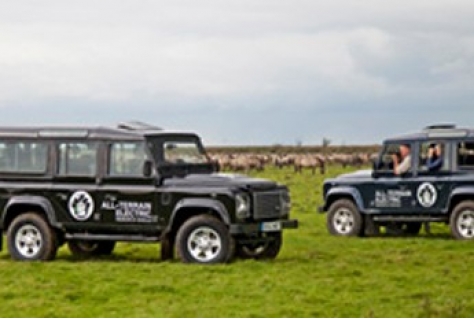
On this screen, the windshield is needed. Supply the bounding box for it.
[147,136,209,165]
[163,141,208,164]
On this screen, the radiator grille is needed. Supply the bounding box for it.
[253,190,289,219]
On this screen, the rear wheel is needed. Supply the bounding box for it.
[450,201,474,240]
[176,215,234,264]
[7,213,57,261]
[68,240,116,257]
[327,199,363,237]
[236,233,282,260]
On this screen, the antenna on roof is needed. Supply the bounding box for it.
[117,121,163,131]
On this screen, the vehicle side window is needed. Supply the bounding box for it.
[58,142,97,176]
[418,141,448,172]
[458,142,474,170]
[0,141,48,173]
[109,142,148,176]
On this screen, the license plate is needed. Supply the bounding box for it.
[261,221,281,232]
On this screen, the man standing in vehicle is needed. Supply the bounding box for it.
[427,143,443,172]
[392,144,411,175]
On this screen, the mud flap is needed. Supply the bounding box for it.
[364,215,380,236]
[160,233,175,261]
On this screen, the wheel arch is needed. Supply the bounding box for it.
[1,196,60,230]
[166,198,231,236]
[324,187,365,213]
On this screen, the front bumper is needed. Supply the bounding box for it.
[229,219,298,235]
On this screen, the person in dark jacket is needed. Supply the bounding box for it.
[427,144,443,172]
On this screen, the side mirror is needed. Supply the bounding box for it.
[212,160,220,172]
[372,159,381,178]
[143,160,153,177]
[372,160,378,171]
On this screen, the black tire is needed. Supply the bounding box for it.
[7,213,58,261]
[176,215,234,264]
[450,201,474,240]
[236,233,282,260]
[68,240,116,257]
[327,199,363,237]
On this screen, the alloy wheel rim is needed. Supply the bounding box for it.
[187,227,222,262]
[333,208,355,234]
[15,224,43,258]
[457,210,474,238]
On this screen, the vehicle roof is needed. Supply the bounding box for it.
[0,125,200,141]
[384,125,474,143]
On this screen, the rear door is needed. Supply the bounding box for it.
[51,141,101,229]
[413,140,451,213]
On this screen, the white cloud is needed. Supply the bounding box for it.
[0,0,474,143]
[0,24,395,103]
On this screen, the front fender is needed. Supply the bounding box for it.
[167,198,232,233]
[1,196,59,229]
[323,186,365,212]
[446,186,474,211]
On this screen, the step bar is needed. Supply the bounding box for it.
[372,215,448,223]
[65,233,161,242]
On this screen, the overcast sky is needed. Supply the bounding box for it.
[1,1,474,145]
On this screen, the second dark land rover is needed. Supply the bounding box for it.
[0,122,297,264]
[320,125,474,240]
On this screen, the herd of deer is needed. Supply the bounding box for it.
[209,152,379,174]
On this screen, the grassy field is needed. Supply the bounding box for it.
[1,166,474,317]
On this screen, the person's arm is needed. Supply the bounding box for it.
[427,156,443,171]
[395,155,411,175]
[392,154,400,174]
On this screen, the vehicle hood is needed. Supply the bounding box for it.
[163,173,278,190]
[334,169,373,180]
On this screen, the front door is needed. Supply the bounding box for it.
[363,141,451,214]
[96,141,161,234]
[363,142,418,214]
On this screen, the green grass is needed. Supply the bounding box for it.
[1,166,474,317]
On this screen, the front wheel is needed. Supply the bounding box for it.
[68,240,116,257]
[327,199,363,236]
[176,215,234,264]
[7,213,58,261]
[450,201,474,240]
[236,233,282,260]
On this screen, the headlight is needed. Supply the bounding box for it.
[235,193,250,219]
[280,191,292,216]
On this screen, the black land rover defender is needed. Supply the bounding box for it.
[0,122,297,263]
[320,125,474,239]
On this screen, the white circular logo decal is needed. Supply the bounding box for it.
[417,183,437,208]
[68,191,94,221]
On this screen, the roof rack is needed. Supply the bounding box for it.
[421,124,468,138]
[424,124,456,131]
[117,121,162,131]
